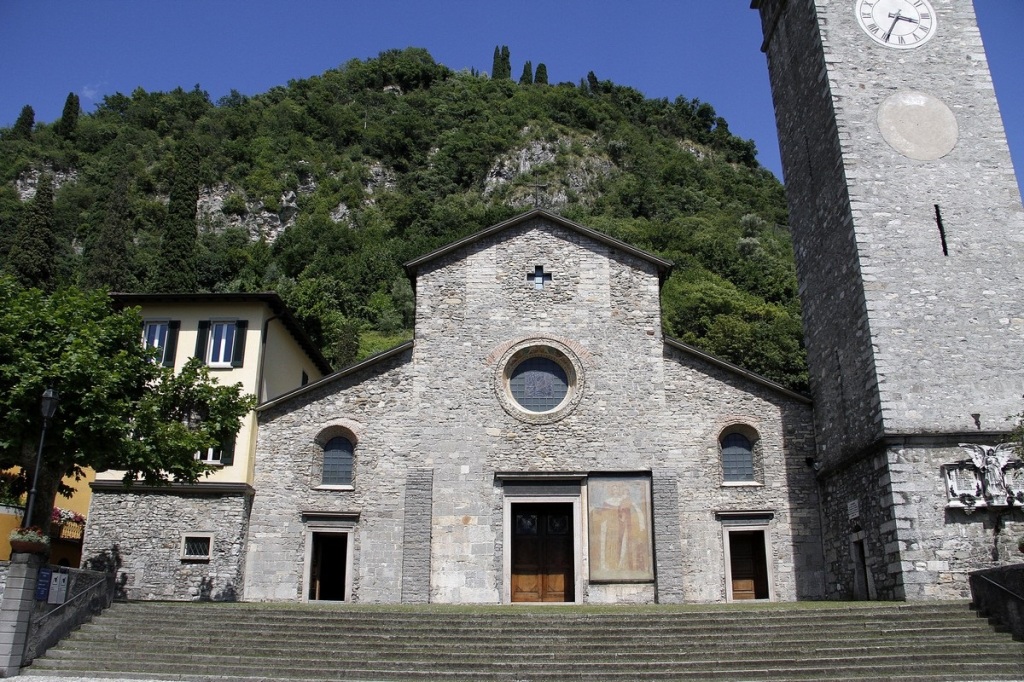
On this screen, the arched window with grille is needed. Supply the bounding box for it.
[721,431,755,483]
[322,436,354,486]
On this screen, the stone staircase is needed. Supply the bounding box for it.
[22,600,1024,681]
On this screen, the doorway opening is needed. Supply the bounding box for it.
[851,539,870,599]
[510,502,574,602]
[308,532,348,601]
[850,530,874,600]
[726,529,771,601]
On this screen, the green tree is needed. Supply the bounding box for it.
[491,46,502,79]
[587,71,600,94]
[151,140,200,292]
[282,276,360,368]
[0,279,254,530]
[535,63,549,85]
[11,105,34,140]
[491,45,512,79]
[55,92,80,138]
[7,174,59,291]
[519,61,533,85]
[83,169,137,291]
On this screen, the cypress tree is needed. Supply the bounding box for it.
[84,169,136,291]
[7,174,59,290]
[151,140,200,293]
[587,71,600,94]
[535,64,549,85]
[55,92,80,138]
[11,105,34,140]
[500,46,511,79]
[519,61,533,85]
[491,46,501,79]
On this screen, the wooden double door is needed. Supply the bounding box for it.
[511,503,574,602]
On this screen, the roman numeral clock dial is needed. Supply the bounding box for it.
[857,0,936,48]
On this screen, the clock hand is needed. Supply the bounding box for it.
[882,10,902,42]
[888,12,919,24]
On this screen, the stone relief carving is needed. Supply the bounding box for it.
[943,443,1022,513]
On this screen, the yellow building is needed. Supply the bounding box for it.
[2,468,94,566]
[78,293,331,578]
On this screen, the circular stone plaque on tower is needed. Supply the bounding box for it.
[876,91,959,161]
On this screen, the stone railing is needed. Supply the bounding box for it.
[0,555,117,674]
[22,566,116,663]
[969,564,1024,640]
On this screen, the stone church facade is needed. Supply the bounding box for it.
[243,213,823,604]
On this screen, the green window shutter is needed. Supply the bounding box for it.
[194,320,211,360]
[219,438,236,466]
[162,320,180,367]
[230,320,248,367]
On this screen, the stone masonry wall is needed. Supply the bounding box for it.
[889,444,1024,599]
[663,347,823,603]
[757,0,1024,455]
[411,219,672,603]
[756,0,1024,602]
[820,442,1024,600]
[754,0,883,465]
[82,489,251,601]
[816,0,1024,438]
[248,217,823,604]
[818,450,898,599]
[246,350,415,603]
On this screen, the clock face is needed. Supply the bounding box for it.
[856,0,936,49]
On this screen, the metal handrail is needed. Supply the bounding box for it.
[972,571,1024,604]
[32,572,111,626]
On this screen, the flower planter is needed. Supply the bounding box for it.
[9,539,49,554]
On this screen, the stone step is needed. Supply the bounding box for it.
[104,600,976,620]
[74,615,995,633]
[34,645,1024,670]
[75,605,992,630]
[24,600,1022,682]
[25,658,1024,682]
[51,633,1014,656]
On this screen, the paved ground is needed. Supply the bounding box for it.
[16,678,1024,682]
[18,678,181,681]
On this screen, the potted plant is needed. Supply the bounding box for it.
[9,526,50,554]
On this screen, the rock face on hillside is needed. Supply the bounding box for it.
[195,183,289,242]
[483,133,613,209]
[190,161,401,240]
[16,168,79,201]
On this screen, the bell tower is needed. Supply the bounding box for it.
[751,0,1024,599]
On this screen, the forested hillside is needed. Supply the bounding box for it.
[0,48,807,390]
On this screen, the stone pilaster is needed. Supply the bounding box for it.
[401,468,434,603]
[0,553,43,676]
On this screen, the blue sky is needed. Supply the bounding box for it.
[1,1,1021,194]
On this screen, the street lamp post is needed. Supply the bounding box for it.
[22,387,59,528]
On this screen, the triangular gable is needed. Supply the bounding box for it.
[404,209,673,281]
[256,341,413,414]
[664,336,810,404]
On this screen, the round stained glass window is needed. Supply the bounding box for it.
[494,339,585,424]
[509,357,569,412]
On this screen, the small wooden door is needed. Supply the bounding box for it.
[309,533,348,601]
[511,503,574,602]
[729,531,769,600]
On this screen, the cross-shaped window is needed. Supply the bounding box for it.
[528,265,552,290]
